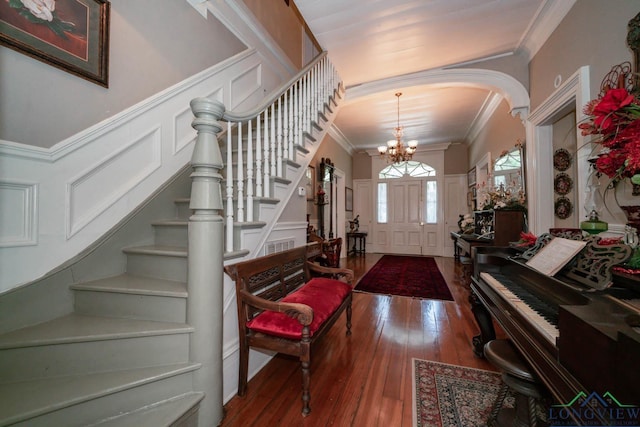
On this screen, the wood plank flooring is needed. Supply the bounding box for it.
[220,254,500,426]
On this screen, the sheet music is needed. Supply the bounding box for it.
[525,237,587,276]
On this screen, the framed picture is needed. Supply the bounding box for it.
[305,165,315,201]
[1,0,111,87]
[467,167,476,187]
[345,187,353,212]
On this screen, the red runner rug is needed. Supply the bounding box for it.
[355,255,453,301]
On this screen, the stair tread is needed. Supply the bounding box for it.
[71,274,187,298]
[151,219,188,226]
[0,314,193,349]
[0,363,200,426]
[122,245,187,257]
[89,392,205,427]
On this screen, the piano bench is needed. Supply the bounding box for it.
[484,339,546,427]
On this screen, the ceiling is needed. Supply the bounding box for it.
[294,0,574,153]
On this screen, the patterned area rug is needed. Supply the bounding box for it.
[412,359,513,427]
[354,255,453,300]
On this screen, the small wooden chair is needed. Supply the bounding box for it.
[308,231,342,268]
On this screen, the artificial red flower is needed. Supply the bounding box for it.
[583,87,640,182]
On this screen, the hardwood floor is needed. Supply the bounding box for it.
[220,254,499,426]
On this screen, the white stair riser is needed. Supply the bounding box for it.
[175,200,192,221]
[126,254,187,282]
[90,392,203,427]
[74,291,187,323]
[154,224,189,247]
[10,370,195,427]
[0,333,190,382]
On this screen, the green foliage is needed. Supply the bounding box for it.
[627,247,640,269]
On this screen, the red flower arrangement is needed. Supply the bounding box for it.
[579,87,640,184]
[515,231,537,248]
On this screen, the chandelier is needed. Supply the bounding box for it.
[378,92,418,163]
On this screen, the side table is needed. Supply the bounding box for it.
[347,232,367,255]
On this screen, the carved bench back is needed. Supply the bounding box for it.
[225,246,312,321]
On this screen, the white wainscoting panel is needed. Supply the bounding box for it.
[230,64,262,109]
[67,127,162,238]
[0,48,282,292]
[0,180,38,247]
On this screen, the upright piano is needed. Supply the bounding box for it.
[470,235,640,425]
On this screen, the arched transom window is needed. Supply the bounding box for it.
[378,161,436,179]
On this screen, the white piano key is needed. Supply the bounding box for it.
[480,272,559,345]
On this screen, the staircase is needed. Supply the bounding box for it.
[0,54,343,426]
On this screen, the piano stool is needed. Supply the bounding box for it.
[484,339,547,427]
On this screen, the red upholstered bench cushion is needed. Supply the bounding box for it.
[246,277,352,340]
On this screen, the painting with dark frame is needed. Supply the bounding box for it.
[345,187,353,212]
[0,0,110,87]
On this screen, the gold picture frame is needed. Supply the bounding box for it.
[305,165,315,201]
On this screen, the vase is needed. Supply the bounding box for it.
[619,205,640,230]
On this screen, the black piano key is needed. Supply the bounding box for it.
[491,273,560,325]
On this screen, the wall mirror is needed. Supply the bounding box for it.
[475,152,491,190]
[493,143,525,193]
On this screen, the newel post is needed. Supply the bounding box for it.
[188,97,225,426]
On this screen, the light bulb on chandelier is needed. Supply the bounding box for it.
[378,92,418,163]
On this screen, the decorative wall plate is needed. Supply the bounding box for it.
[553,148,572,171]
[554,173,573,195]
[554,197,573,219]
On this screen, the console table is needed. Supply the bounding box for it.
[347,232,367,256]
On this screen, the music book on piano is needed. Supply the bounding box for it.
[525,237,587,276]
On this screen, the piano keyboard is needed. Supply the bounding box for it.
[480,271,559,345]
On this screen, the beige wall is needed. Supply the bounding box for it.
[243,0,304,68]
[0,0,246,147]
[468,100,525,168]
[301,135,353,224]
[352,151,372,179]
[443,143,469,175]
[529,0,640,111]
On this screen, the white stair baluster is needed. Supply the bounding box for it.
[236,121,244,223]
[270,103,276,177]
[263,108,270,198]
[226,122,234,252]
[276,97,283,177]
[255,113,263,198]
[246,119,254,222]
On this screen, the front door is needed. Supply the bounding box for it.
[376,177,439,255]
[385,179,423,255]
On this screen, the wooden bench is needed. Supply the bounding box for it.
[224,243,354,415]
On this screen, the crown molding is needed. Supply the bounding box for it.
[465,92,504,144]
[518,0,577,61]
[327,125,355,156]
[346,68,529,119]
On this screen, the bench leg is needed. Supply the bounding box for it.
[300,341,311,416]
[237,337,249,396]
[346,302,352,336]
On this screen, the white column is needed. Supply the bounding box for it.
[187,97,225,426]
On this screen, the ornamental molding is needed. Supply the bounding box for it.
[345,68,530,120]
